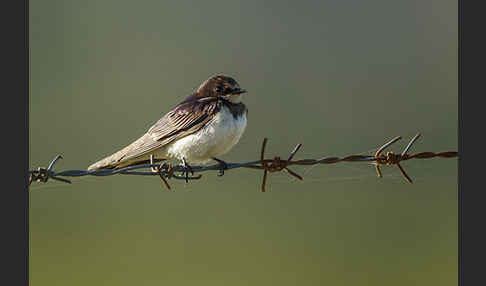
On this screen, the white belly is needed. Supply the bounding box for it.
[166,106,247,164]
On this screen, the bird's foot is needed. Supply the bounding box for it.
[212,157,229,177]
[181,157,194,183]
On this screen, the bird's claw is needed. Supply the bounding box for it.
[212,157,228,177]
[181,158,194,183]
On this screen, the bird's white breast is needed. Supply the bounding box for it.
[166,105,247,164]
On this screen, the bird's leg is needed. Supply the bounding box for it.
[212,157,229,177]
[181,157,194,183]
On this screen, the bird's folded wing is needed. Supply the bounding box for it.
[118,98,220,162]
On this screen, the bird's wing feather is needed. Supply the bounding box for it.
[117,98,220,162]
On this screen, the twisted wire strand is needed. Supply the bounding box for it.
[29,133,458,192]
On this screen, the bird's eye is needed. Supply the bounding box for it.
[215,86,222,93]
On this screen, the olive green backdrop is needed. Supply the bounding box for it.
[30,0,457,285]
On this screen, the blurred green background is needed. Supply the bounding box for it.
[29,0,457,285]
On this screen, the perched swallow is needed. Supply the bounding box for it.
[87,74,248,173]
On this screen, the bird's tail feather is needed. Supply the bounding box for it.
[87,149,127,171]
[87,133,166,171]
[87,136,146,170]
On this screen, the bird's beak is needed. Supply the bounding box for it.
[231,88,247,95]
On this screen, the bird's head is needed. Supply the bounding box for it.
[197,74,247,103]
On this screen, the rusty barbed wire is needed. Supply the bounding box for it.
[29,133,458,192]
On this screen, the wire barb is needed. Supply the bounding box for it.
[373,133,423,183]
[29,155,72,185]
[29,133,458,191]
[150,155,171,191]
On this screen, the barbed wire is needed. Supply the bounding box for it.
[29,133,458,192]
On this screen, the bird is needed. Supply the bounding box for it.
[87,74,248,179]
